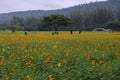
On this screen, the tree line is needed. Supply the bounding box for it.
[0,7,120,31]
[70,7,120,31]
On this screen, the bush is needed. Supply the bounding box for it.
[104,21,120,31]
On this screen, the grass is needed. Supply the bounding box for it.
[0,31,120,80]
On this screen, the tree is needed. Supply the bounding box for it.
[41,14,72,32]
[9,24,22,32]
[117,8,120,20]
[104,21,120,31]
[70,8,114,31]
[70,11,83,30]
[91,8,113,24]
[0,24,10,31]
[10,16,42,31]
[108,0,120,2]
[10,16,24,26]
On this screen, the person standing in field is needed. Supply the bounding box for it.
[79,30,81,34]
[25,31,28,36]
[70,30,73,34]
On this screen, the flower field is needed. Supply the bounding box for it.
[0,31,120,80]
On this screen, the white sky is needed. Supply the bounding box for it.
[0,0,106,13]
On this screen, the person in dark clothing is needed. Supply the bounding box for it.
[78,30,81,34]
[55,31,59,34]
[52,31,59,35]
[25,31,28,36]
[70,30,73,34]
[52,32,54,35]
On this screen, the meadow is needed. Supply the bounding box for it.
[0,31,120,80]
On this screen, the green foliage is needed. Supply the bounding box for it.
[10,16,41,31]
[71,8,114,31]
[41,14,72,31]
[117,8,120,20]
[0,24,10,31]
[0,32,120,80]
[9,24,22,32]
[104,21,120,31]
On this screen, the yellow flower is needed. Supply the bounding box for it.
[91,60,95,65]
[62,59,67,63]
[99,73,102,77]
[53,45,57,49]
[55,41,58,44]
[0,61,3,65]
[2,49,5,52]
[11,68,15,72]
[14,62,17,66]
[26,75,32,80]
[0,56,4,59]
[5,77,9,80]
[11,54,15,58]
[57,63,61,67]
[102,54,105,58]
[48,75,53,80]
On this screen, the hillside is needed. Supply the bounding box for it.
[0,0,120,24]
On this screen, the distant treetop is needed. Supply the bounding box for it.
[108,0,120,1]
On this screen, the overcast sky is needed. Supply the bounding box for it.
[0,0,106,13]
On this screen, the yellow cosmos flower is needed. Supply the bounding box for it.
[53,45,57,49]
[57,63,61,67]
[11,68,15,72]
[2,49,5,52]
[5,77,9,80]
[0,56,4,59]
[91,60,95,65]
[48,75,53,80]
[26,75,32,80]
[0,61,3,65]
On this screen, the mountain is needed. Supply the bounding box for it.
[0,0,120,24]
